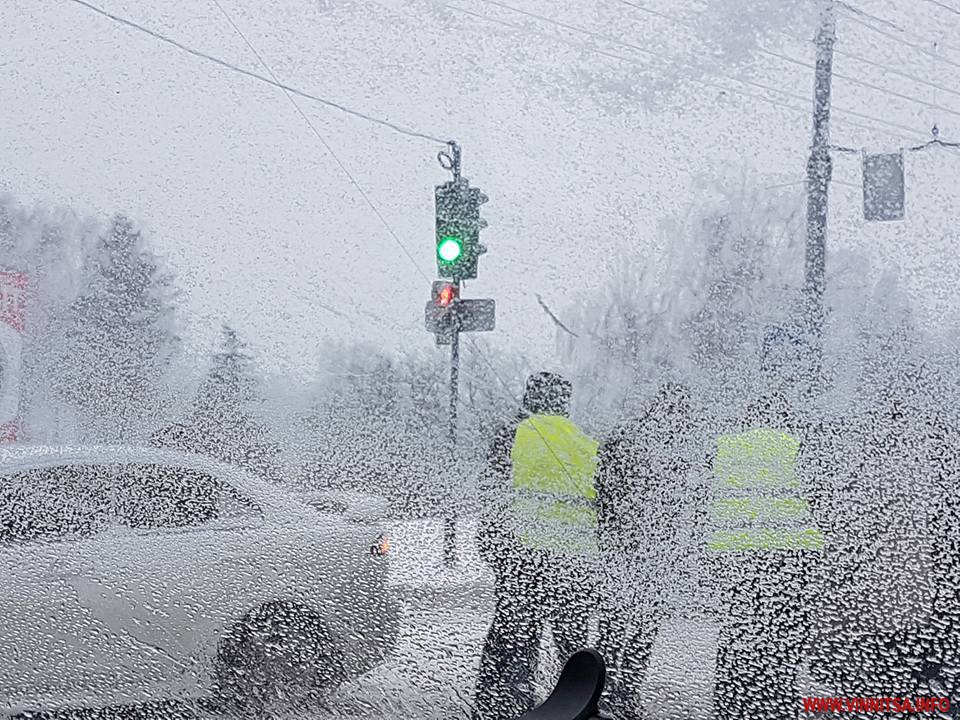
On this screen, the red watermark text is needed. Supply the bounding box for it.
[803,697,951,713]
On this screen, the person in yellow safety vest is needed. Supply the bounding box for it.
[472,371,600,720]
[705,390,825,720]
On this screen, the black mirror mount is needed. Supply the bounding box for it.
[514,649,607,720]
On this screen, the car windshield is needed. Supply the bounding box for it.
[3,2,960,719]
[0,465,110,545]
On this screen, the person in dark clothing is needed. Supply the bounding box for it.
[812,372,960,718]
[594,382,697,720]
[920,404,960,717]
[705,390,824,720]
[472,372,599,720]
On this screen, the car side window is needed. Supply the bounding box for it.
[113,464,262,530]
[0,465,110,545]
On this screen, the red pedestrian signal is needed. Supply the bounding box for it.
[438,285,456,307]
[432,281,459,308]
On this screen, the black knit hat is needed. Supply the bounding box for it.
[522,371,572,416]
[744,391,792,429]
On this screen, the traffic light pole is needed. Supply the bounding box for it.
[432,142,493,568]
[443,324,460,567]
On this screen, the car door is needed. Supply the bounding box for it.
[67,462,268,700]
[0,463,115,713]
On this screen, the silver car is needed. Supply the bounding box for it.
[0,445,399,716]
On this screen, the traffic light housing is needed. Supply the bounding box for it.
[426,281,459,345]
[435,180,488,280]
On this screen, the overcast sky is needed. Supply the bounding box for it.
[2,0,959,381]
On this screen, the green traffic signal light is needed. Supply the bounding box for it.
[437,235,463,263]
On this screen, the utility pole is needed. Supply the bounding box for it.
[803,0,837,389]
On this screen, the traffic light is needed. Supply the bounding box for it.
[432,280,459,308]
[426,281,459,345]
[435,180,488,279]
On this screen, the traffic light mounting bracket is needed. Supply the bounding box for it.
[438,140,461,182]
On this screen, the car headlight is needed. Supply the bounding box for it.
[370,533,390,557]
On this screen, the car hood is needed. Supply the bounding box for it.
[290,488,391,523]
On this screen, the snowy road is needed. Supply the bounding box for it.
[336,591,718,720]
[329,519,719,720]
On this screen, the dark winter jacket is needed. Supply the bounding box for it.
[476,410,529,570]
[595,384,702,612]
[809,393,959,695]
[927,411,960,666]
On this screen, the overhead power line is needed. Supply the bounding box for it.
[208,0,431,286]
[838,5,960,70]
[762,177,860,190]
[921,0,960,18]
[470,0,930,139]
[759,47,960,120]
[477,0,630,49]
[448,1,929,142]
[66,0,448,144]
[774,28,960,99]
[203,3,525,428]
[620,0,960,120]
[65,3,593,434]
[442,3,655,69]
[835,1,904,31]
[824,42,960,101]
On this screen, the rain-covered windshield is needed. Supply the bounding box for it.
[2,1,960,719]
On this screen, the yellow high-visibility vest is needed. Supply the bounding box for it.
[707,427,825,553]
[510,414,599,556]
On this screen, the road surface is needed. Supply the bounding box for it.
[329,518,720,720]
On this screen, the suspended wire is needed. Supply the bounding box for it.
[468,0,932,139]
[762,177,860,190]
[71,0,437,356]
[908,126,960,151]
[440,4,810,129]
[775,28,960,99]
[475,0,633,49]
[822,41,960,102]
[69,0,437,337]
[203,1,524,419]
[193,1,432,373]
[762,180,810,191]
[921,0,960,18]
[65,0,448,144]
[67,0,562,417]
[837,5,960,70]
[619,0,681,25]
[441,4,657,69]
[61,3,646,452]
[71,0,435,329]
[759,48,960,120]
[619,0,960,120]
[313,295,429,334]
[445,1,929,143]
[208,0,432,287]
[835,0,904,32]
